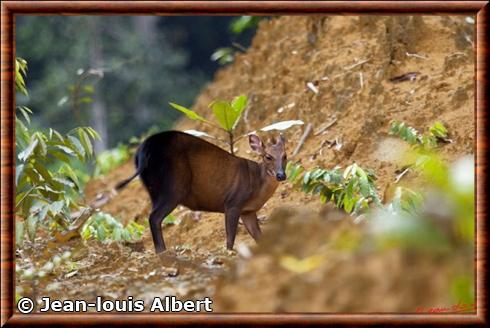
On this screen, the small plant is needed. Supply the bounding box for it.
[15,58,100,245]
[58,68,104,120]
[287,162,381,214]
[94,143,131,176]
[81,212,145,242]
[389,120,451,149]
[169,95,303,155]
[210,16,261,66]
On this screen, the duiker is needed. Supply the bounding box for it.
[116,131,287,253]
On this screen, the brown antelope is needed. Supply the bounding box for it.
[116,131,287,253]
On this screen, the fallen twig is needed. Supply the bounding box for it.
[389,72,420,83]
[306,82,319,95]
[292,123,313,157]
[344,58,370,70]
[406,52,428,60]
[314,117,337,136]
[395,167,411,183]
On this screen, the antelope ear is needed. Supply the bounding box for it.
[278,133,286,145]
[249,134,264,153]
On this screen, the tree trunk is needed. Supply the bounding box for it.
[132,16,159,123]
[89,19,108,154]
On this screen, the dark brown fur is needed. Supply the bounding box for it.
[116,130,287,253]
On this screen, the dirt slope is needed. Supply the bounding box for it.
[88,15,473,255]
[18,15,474,313]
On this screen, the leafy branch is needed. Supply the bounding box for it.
[286,162,381,214]
[389,120,451,149]
[170,95,303,155]
[15,58,100,244]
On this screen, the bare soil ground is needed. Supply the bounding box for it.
[17,16,474,313]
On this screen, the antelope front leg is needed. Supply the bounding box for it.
[241,212,261,242]
[224,207,241,250]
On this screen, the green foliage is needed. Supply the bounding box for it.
[94,143,131,176]
[210,47,235,65]
[60,68,103,119]
[15,58,28,96]
[169,102,211,125]
[372,151,474,249]
[450,274,474,305]
[170,95,303,155]
[230,16,261,35]
[16,16,207,149]
[285,161,304,185]
[390,186,424,216]
[211,16,261,66]
[81,212,144,242]
[163,214,179,226]
[209,95,247,131]
[15,58,99,245]
[287,162,380,214]
[389,120,450,149]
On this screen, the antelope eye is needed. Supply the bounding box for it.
[265,154,273,161]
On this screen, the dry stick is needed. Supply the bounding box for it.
[292,123,313,157]
[406,52,428,60]
[344,58,370,70]
[395,167,411,183]
[314,117,337,136]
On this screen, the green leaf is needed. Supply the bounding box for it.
[112,227,122,241]
[210,47,234,65]
[231,95,247,112]
[169,102,210,124]
[18,137,39,162]
[230,16,259,35]
[429,121,448,138]
[52,177,75,189]
[32,161,52,182]
[50,149,73,163]
[27,214,38,240]
[50,129,65,142]
[54,144,76,157]
[67,135,86,158]
[122,229,131,241]
[17,106,32,125]
[303,171,311,185]
[78,129,93,157]
[163,215,178,226]
[16,164,25,186]
[83,85,94,94]
[59,165,80,190]
[209,101,237,131]
[35,133,47,157]
[49,201,65,215]
[16,221,25,246]
[15,58,28,96]
[97,225,106,240]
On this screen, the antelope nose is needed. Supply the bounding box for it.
[276,172,287,181]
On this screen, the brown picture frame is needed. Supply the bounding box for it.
[1,1,488,326]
